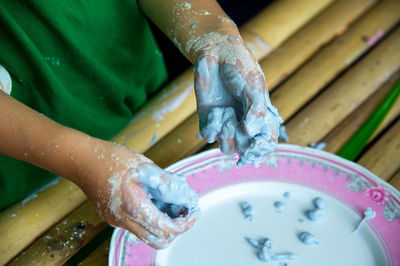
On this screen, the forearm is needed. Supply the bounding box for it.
[0,91,102,184]
[138,0,241,62]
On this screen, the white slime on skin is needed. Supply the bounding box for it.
[195,55,282,167]
[298,231,320,245]
[353,207,376,233]
[245,237,297,262]
[241,201,254,221]
[106,151,199,248]
[132,164,199,210]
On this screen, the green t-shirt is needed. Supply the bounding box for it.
[0,1,168,209]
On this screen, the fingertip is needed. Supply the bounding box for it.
[119,216,168,249]
[147,233,172,249]
[243,107,264,137]
[173,207,201,233]
[201,128,218,143]
[218,125,236,154]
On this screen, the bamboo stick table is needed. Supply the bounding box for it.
[1,0,399,264]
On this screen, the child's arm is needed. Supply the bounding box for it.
[0,91,198,248]
[139,0,283,166]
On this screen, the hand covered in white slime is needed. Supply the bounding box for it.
[193,33,283,167]
[82,142,199,249]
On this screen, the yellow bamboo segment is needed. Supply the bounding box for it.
[0,1,331,264]
[241,0,333,59]
[271,0,400,120]
[370,94,400,140]
[145,115,204,168]
[8,203,106,266]
[78,239,110,266]
[260,0,377,89]
[389,170,400,191]
[357,119,400,181]
[0,178,86,264]
[323,74,400,153]
[286,28,400,146]
[113,69,195,153]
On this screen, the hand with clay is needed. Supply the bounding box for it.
[77,141,200,249]
[139,0,283,167]
[193,36,282,166]
[0,91,198,249]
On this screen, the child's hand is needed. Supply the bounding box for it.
[193,33,283,166]
[0,91,199,249]
[81,142,199,249]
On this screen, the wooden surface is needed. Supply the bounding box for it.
[389,171,400,191]
[357,119,400,181]
[260,0,377,89]
[78,239,110,266]
[286,27,400,146]
[0,179,86,265]
[323,73,400,153]
[241,0,333,59]
[3,0,400,265]
[9,203,106,266]
[0,0,334,264]
[271,0,400,120]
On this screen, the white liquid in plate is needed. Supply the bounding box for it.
[156,181,387,266]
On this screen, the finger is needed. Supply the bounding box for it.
[122,176,196,240]
[241,77,272,137]
[218,124,236,154]
[194,56,222,107]
[201,107,224,143]
[131,164,199,210]
[239,134,277,167]
[243,102,268,137]
[217,110,238,154]
[220,63,270,137]
[256,106,282,141]
[118,213,171,249]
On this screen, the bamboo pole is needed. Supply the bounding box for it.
[0,1,333,264]
[357,119,400,181]
[389,170,400,191]
[271,0,400,120]
[286,28,400,146]
[370,95,400,140]
[8,203,106,266]
[0,179,87,264]
[145,114,203,168]
[241,0,333,59]
[260,0,377,89]
[323,75,400,153]
[78,239,110,266]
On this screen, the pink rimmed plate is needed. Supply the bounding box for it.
[109,144,400,266]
